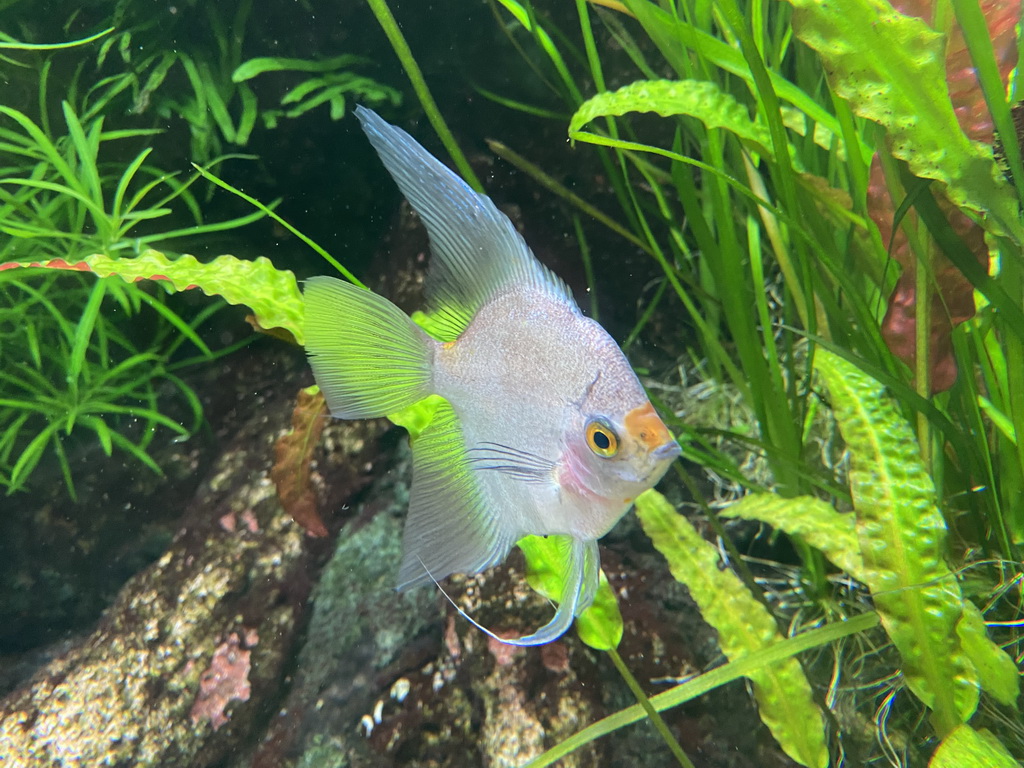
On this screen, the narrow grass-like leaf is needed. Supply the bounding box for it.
[620,0,866,162]
[107,429,164,476]
[111,148,153,225]
[231,54,367,82]
[67,278,106,384]
[61,102,103,207]
[78,414,114,456]
[815,350,979,734]
[8,422,60,493]
[720,492,866,582]
[133,290,214,358]
[635,489,828,768]
[235,85,259,145]
[523,612,879,768]
[0,108,80,197]
[0,27,114,51]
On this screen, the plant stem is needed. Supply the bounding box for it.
[364,0,485,194]
[606,647,696,768]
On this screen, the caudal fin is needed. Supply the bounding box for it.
[304,276,434,419]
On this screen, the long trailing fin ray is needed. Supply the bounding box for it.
[417,535,590,646]
[304,276,433,419]
[576,539,601,617]
[355,105,577,341]
[397,400,518,591]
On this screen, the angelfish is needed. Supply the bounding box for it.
[304,106,680,646]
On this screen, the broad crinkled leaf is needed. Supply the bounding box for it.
[815,350,979,733]
[518,534,624,651]
[955,600,1020,707]
[635,489,828,768]
[570,79,786,165]
[0,250,305,344]
[929,724,1021,768]
[862,0,1019,392]
[721,493,867,582]
[787,0,1017,231]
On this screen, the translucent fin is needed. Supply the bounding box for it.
[304,276,433,419]
[397,400,518,590]
[427,536,593,647]
[355,106,577,341]
[576,539,601,617]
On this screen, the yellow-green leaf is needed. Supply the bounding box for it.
[518,534,624,651]
[0,250,304,344]
[929,724,1020,768]
[816,350,979,734]
[635,489,828,768]
[785,0,1019,238]
[720,493,866,582]
[955,601,1020,708]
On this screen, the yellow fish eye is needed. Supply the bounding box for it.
[586,420,619,457]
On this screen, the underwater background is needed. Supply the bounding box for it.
[1,0,1023,766]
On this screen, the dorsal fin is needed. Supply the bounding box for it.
[355,106,577,341]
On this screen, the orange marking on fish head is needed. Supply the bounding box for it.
[624,402,673,452]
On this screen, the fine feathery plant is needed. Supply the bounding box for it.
[0,268,207,500]
[0,45,264,497]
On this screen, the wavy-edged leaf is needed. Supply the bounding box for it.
[815,350,979,733]
[635,489,828,768]
[231,54,368,82]
[721,492,866,582]
[0,249,304,344]
[929,724,1020,768]
[955,600,1020,708]
[570,79,783,164]
[518,534,624,651]
[786,0,1019,236]
[271,386,329,537]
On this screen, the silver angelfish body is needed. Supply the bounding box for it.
[304,106,680,645]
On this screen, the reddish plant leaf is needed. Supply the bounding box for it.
[872,0,1019,393]
[270,386,329,537]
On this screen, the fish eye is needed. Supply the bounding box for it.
[585,420,619,458]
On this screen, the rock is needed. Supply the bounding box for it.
[0,347,391,768]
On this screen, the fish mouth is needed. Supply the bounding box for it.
[652,439,682,462]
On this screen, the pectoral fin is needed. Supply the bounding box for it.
[397,399,518,590]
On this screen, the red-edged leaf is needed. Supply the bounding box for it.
[0,250,305,345]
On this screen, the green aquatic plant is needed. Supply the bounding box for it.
[0,48,265,497]
[476,0,1024,764]
[230,54,401,131]
[3,0,400,164]
[0,101,263,259]
[0,269,206,499]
